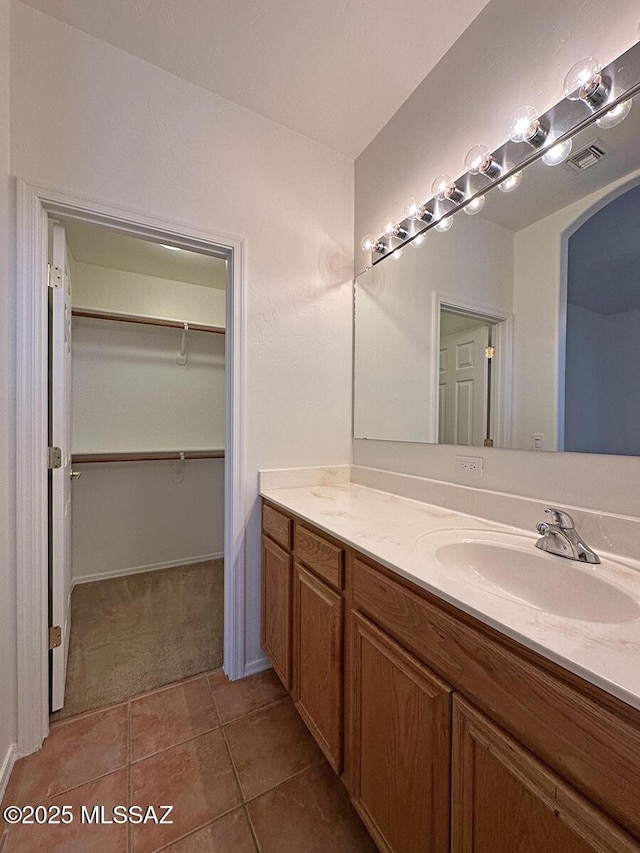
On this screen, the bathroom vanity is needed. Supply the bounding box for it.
[260,484,640,853]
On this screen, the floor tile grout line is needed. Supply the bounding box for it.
[130,671,220,707]
[49,698,131,728]
[203,670,224,728]
[130,722,223,766]
[151,805,248,853]
[7,763,131,809]
[219,720,247,804]
[242,757,328,807]
[218,694,291,729]
[243,802,264,853]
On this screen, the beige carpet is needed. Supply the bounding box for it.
[51,559,224,721]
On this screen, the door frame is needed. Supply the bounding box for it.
[430,292,513,448]
[15,179,247,757]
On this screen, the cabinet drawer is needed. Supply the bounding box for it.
[262,502,293,551]
[352,555,640,840]
[294,524,344,591]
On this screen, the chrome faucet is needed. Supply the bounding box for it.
[535,507,600,564]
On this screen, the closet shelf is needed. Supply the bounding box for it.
[72,450,225,464]
[72,308,225,335]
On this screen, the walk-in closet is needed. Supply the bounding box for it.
[51,219,227,720]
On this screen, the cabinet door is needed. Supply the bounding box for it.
[293,562,343,772]
[452,695,640,853]
[349,612,452,853]
[261,535,293,690]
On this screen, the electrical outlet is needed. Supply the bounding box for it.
[456,455,483,477]
[532,434,544,450]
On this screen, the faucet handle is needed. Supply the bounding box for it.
[544,507,574,529]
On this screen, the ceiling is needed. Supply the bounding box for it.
[20,0,491,158]
[61,219,227,289]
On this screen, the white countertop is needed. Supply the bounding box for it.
[260,482,640,712]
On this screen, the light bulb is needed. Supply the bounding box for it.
[464,195,485,215]
[380,218,409,240]
[404,197,431,223]
[564,57,602,100]
[596,98,632,129]
[563,57,609,109]
[435,216,453,233]
[465,145,490,174]
[464,145,501,179]
[507,106,546,147]
[498,171,522,193]
[431,174,464,203]
[542,138,573,166]
[391,249,404,261]
[404,198,421,220]
[411,233,426,248]
[431,174,453,201]
[360,235,381,253]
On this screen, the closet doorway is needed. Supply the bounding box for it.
[15,180,246,756]
[49,218,228,720]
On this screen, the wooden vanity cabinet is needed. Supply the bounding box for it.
[452,696,639,853]
[349,611,451,853]
[261,500,640,853]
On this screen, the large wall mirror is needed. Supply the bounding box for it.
[354,88,640,455]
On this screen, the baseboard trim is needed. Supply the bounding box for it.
[73,552,224,587]
[243,656,270,678]
[0,743,17,800]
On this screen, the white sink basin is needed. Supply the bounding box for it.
[416,529,640,624]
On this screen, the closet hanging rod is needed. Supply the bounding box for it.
[72,450,225,464]
[72,308,225,335]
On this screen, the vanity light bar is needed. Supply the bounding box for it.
[362,40,640,264]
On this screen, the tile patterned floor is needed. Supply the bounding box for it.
[1,670,377,852]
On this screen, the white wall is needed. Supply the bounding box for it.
[73,262,226,328]
[353,0,640,519]
[10,2,354,671]
[354,213,513,442]
[72,459,224,583]
[72,318,225,453]
[0,0,18,796]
